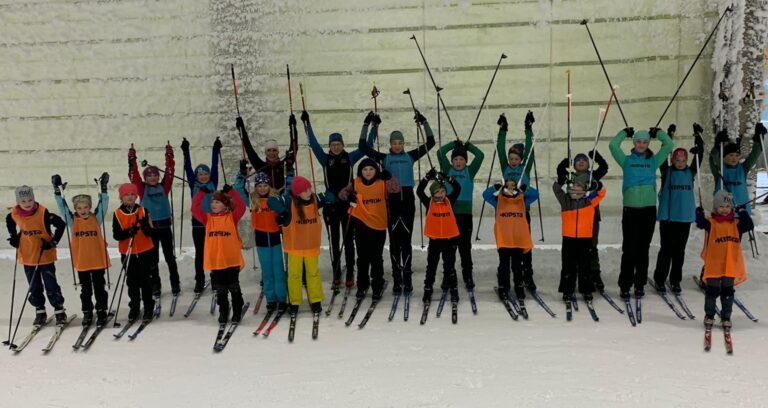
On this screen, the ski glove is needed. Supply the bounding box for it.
[425,167,438,180]
[8,236,19,248]
[623,127,634,139]
[715,130,729,145]
[588,149,605,163]
[372,114,382,126]
[165,142,174,158]
[289,114,297,127]
[524,111,535,129]
[51,174,63,195]
[180,138,190,152]
[692,123,704,136]
[235,117,245,131]
[300,110,309,124]
[667,124,676,138]
[497,114,508,132]
[128,145,137,161]
[556,158,569,184]
[99,172,110,193]
[754,122,767,142]
[649,127,660,139]
[239,159,248,176]
[414,110,427,125]
[364,111,375,126]
[222,184,233,193]
[41,240,57,250]
[213,137,223,151]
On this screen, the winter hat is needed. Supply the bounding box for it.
[508,143,524,159]
[451,145,468,161]
[142,165,160,179]
[118,183,138,198]
[329,133,344,145]
[291,176,312,197]
[671,148,688,162]
[212,191,233,210]
[573,153,589,165]
[723,142,741,156]
[253,172,270,186]
[15,185,34,203]
[429,181,446,196]
[72,194,92,208]
[712,190,734,211]
[389,131,404,143]
[264,139,279,151]
[357,158,380,178]
[195,164,210,175]
[571,173,591,190]
[633,130,651,142]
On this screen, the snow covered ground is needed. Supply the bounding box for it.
[1,215,767,408]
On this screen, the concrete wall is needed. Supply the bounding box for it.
[0,0,719,218]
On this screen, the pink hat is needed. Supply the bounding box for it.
[672,148,688,162]
[291,176,312,197]
[143,165,160,179]
[119,183,138,198]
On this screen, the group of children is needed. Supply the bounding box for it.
[6,110,763,331]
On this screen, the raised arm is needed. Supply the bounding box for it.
[54,194,73,226]
[236,117,265,176]
[437,141,455,173]
[590,150,609,181]
[210,138,221,189]
[653,129,674,168]
[359,121,387,162]
[127,145,145,198]
[162,142,175,194]
[496,114,509,173]
[482,186,499,209]
[466,141,485,178]
[305,119,328,165]
[408,117,436,161]
[180,139,196,192]
[416,176,431,210]
[609,129,629,168]
[349,118,378,164]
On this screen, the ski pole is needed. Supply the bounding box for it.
[231,64,248,160]
[178,165,186,259]
[140,160,187,182]
[108,237,134,327]
[654,6,732,128]
[474,150,497,241]
[410,34,460,141]
[693,134,704,207]
[59,182,79,287]
[93,177,112,289]
[167,142,176,257]
[403,88,435,169]
[532,148,545,242]
[8,246,45,349]
[588,87,616,187]
[416,124,425,249]
[372,83,381,151]
[580,19,629,127]
[2,246,19,346]
[466,53,507,144]
[566,69,572,167]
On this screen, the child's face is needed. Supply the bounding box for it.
[716,204,733,216]
[633,139,649,153]
[121,193,137,206]
[451,156,467,171]
[390,140,405,154]
[574,159,589,172]
[265,148,280,161]
[568,185,585,199]
[211,199,225,214]
[724,153,740,166]
[361,166,376,181]
[507,153,521,168]
[329,141,344,155]
[196,171,211,184]
[432,188,446,202]
[298,190,313,201]
[18,198,35,211]
[256,183,270,197]
[504,179,517,191]
[75,203,91,218]
[673,156,687,170]
[145,173,160,186]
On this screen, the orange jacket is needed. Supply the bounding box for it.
[552,182,606,238]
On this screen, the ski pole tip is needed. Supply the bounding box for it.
[409,34,416,40]
[579,19,588,25]
[436,85,444,92]
[501,53,508,59]
[403,88,410,95]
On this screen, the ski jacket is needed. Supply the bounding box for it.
[609,129,673,208]
[358,122,435,188]
[437,141,485,214]
[552,182,606,239]
[306,122,376,194]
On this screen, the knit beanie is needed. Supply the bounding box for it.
[429,181,446,196]
[195,164,210,175]
[212,191,233,210]
[118,183,138,198]
[451,145,468,161]
[357,158,380,178]
[143,165,160,179]
[253,172,270,186]
[291,176,312,197]
[671,148,688,162]
[72,194,92,208]
[712,190,734,211]
[633,130,651,142]
[573,153,589,165]
[571,173,590,190]
[15,185,34,203]
[723,142,740,156]
[389,131,404,143]
[264,139,279,151]
[508,143,524,159]
[329,133,344,145]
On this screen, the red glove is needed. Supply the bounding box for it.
[128,145,137,161]
[165,142,174,158]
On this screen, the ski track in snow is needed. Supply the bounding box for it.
[0,216,767,407]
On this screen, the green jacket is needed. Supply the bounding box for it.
[609,129,674,207]
[437,141,485,214]
[497,127,534,185]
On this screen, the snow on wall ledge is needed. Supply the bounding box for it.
[0,0,719,219]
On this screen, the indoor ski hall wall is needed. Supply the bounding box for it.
[0,0,719,219]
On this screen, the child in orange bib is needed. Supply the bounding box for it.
[695,190,753,328]
[416,168,461,305]
[250,172,287,314]
[482,178,539,302]
[53,173,112,327]
[192,184,247,324]
[339,158,401,301]
[112,183,156,323]
[6,185,67,326]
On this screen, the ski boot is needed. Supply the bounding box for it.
[142,309,154,324]
[619,291,631,300]
[497,288,509,302]
[128,307,141,321]
[33,308,47,326]
[345,279,355,289]
[310,302,322,314]
[422,287,433,303]
[634,288,645,298]
[82,310,94,327]
[194,280,205,294]
[670,283,682,294]
[450,288,459,303]
[653,280,666,293]
[277,302,288,313]
[392,283,402,296]
[96,310,108,326]
[465,278,475,291]
[54,308,67,325]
